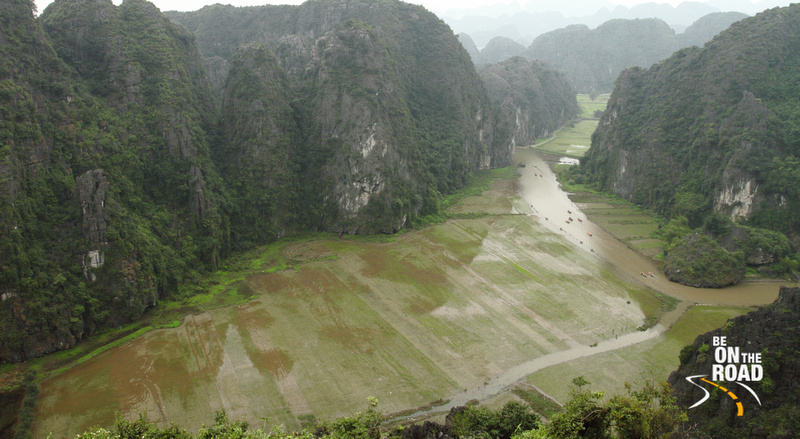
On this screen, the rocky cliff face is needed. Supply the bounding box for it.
[170,0,509,235]
[668,286,800,437]
[1,0,94,361]
[1,0,223,362]
[217,44,298,242]
[583,5,800,238]
[480,57,578,148]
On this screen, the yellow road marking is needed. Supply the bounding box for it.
[701,378,745,416]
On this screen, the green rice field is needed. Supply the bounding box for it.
[33,178,660,437]
[531,94,609,158]
[569,192,663,257]
[526,305,750,403]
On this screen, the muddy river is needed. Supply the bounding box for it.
[515,147,792,307]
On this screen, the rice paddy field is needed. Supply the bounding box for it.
[526,305,751,403]
[531,94,609,158]
[577,94,610,119]
[33,177,663,438]
[570,193,663,257]
[531,120,596,157]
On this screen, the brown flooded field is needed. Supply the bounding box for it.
[34,174,661,437]
[32,149,794,437]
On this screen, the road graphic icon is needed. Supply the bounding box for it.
[685,335,763,416]
[685,375,762,416]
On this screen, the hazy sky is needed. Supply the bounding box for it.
[32,0,784,16]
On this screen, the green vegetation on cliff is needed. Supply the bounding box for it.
[578,5,800,273]
[0,0,231,363]
[480,56,579,147]
[669,286,800,438]
[663,233,745,288]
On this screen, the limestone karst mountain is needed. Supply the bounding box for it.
[0,0,579,361]
[582,5,800,240]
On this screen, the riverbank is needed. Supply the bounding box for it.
[517,147,791,307]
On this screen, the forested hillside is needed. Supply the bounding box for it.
[470,36,527,66]
[669,286,800,437]
[676,11,748,48]
[583,4,800,238]
[1,0,226,362]
[480,57,578,147]
[576,4,800,286]
[0,0,579,362]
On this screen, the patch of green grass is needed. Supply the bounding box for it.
[664,305,751,345]
[440,166,517,211]
[297,414,317,429]
[576,94,610,118]
[533,120,597,158]
[512,386,562,418]
[49,326,154,377]
[506,259,544,284]
[527,305,751,404]
[655,293,680,313]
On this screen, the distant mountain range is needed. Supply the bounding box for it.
[460,11,748,93]
[441,0,790,48]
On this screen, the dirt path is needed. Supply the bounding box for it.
[398,299,692,420]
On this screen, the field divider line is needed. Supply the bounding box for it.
[174,329,213,421]
[418,233,580,349]
[349,272,478,389]
[398,310,686,421]
[236,306,315,418]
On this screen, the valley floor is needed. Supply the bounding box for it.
[31,155,787,437]
[27,94,795,437]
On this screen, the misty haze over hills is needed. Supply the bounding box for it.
[441,0,793,47]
